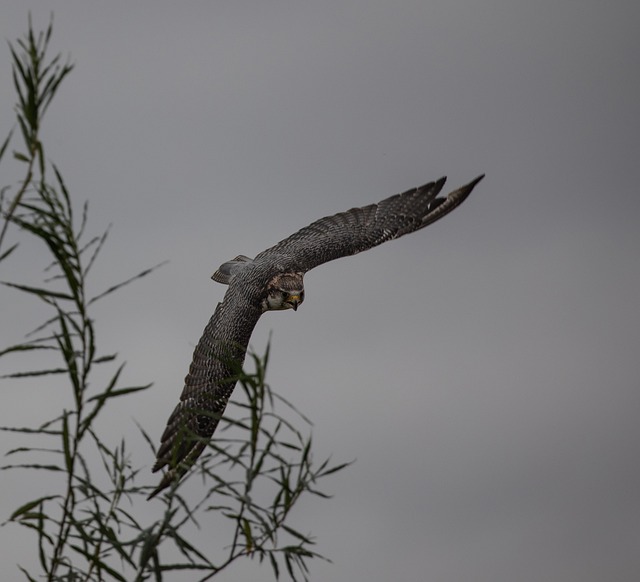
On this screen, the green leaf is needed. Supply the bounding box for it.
[282,524,313,544]
[318,460,353,477]
[0,425,61,436]
[13,150,29,162]
[68,544,128,582]
[86,383,152,404]
[81,362,151,435]
[269,552,280,580]
[138,528,160,570]
[0,129,13,163]
[1,367,68,379]
[61,411,72,473]
[9,496,57,521]
[0,343,50,358]
[17,565,38,582]
[88,260,168,305]
[1,280,74,300]
[93,353,117,364]
[242,518,253,550]
[0,242,19,263]
[1,463,63,472]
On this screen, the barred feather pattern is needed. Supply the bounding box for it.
[254,175,483,273]
[147,293,262,499]
[148,174,483,499]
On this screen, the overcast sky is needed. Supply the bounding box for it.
[1,1,639,581]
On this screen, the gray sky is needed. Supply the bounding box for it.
[2,1,639,580]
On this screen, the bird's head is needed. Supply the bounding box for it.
[262,273,305,312]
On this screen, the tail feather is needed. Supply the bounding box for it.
[211,255,253,284]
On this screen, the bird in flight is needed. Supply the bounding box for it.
[148,174,484,499]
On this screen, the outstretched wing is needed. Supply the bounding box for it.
[149,174,483,499]
[256,175,484,273]
[148,290,262,499]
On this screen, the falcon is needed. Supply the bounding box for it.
[148,174,484,499]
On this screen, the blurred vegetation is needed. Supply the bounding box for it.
[0,16,347,581]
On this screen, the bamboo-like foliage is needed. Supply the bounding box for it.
[0,16,348,581]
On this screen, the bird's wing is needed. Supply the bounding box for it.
[148,290,262,499]
[149,174,483,499]
[256,175,483,273]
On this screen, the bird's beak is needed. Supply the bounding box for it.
[288,294,301,311]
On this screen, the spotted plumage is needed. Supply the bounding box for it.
[148,174,484,499]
